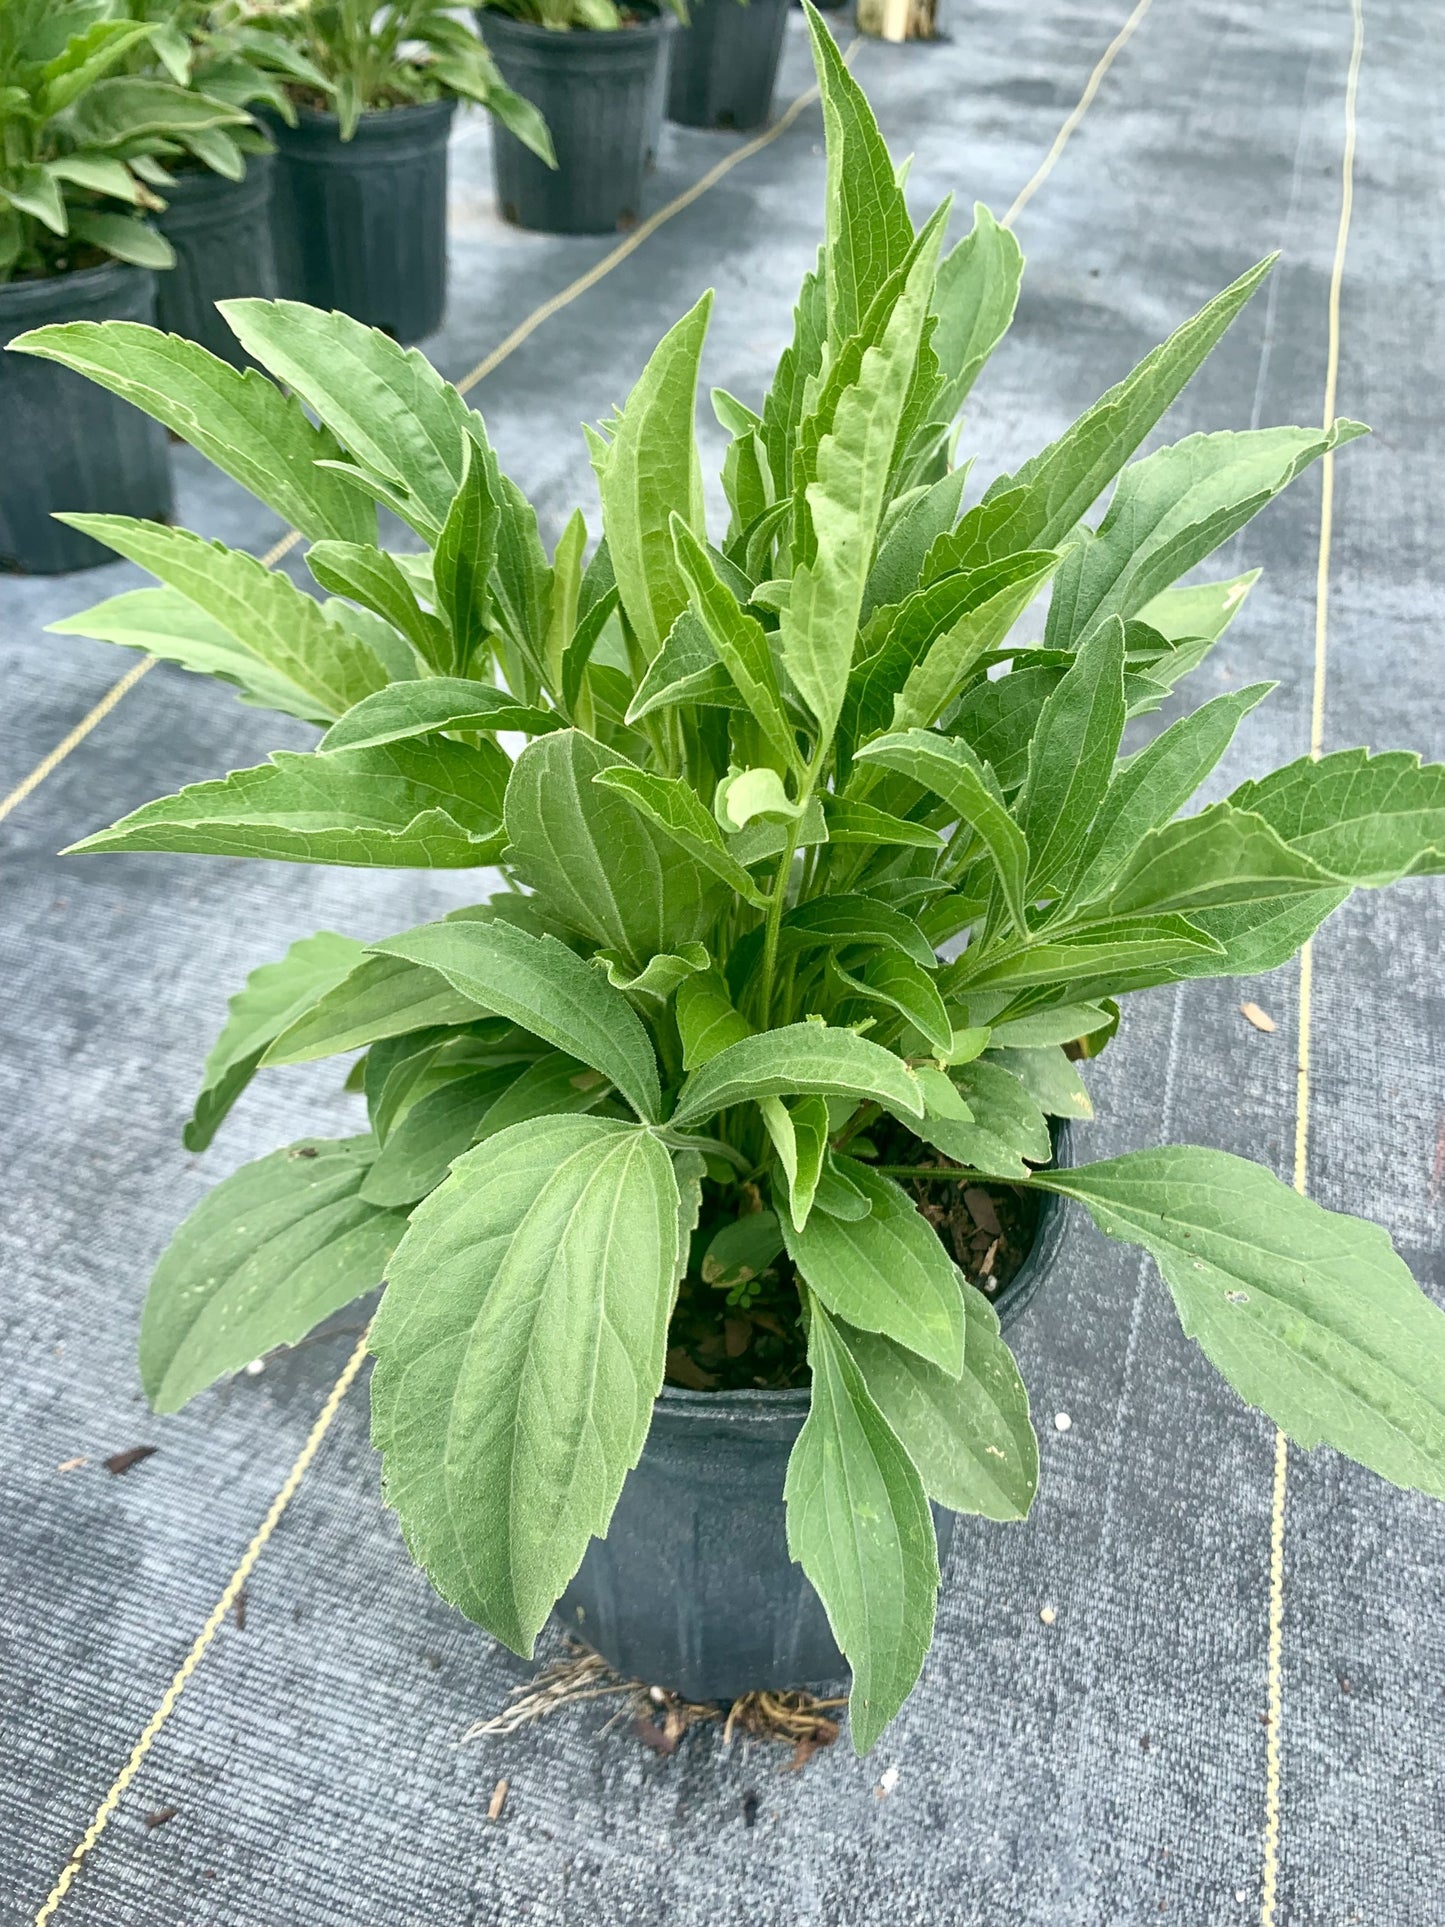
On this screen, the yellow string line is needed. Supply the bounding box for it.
[32,1330,372,1927]
[1002,0,1156,228]
[1261,3,1364,1921]
[29,17,1144,1912]
[3,55,850,833]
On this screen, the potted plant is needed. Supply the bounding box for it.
[135,1,322,370]
[16,5,1445,1753]
[0,0,264,572]
[250,0,554,344]
[667,0,790,133]
[479,0,683,234]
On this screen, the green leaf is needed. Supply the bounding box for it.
[985,1045,1093,1120]
[360,1070,509,1207]
[306,542,450,671]
[596,944,710,1000]
[7,164,65,234]
[266,953,485,1064]
[68,77,250,145]
[822,796,943,850]
[66,740,509,870]
[1032,1149,1445,1498]
[832,950,953,1056]
[141,1137,404,1414]
[1075,802,1337,921]
[779,217,946,744]
[784,1298,938,1754]
[1228,748,1445,885]
[40,19,160,115]
[979,257,1276,554]
[185,930,367,1152]
[804,3,914,344]
[1137,568,1258,647]
[371,916,662,1123]
[598,292,712,661]
[890,550,1059,734]
[47,587,330,725]
[952,915,1224,996]
[55,516,387,721]
[505,730,727,971]
[592,764,770,906]
[715,766,801,832]
[856,731,1030,935]
[950,665,1062,792]
[762,1094,831,1233]
[318,679,559,754]
[370,1117,684,1652]
[44,155,145,203]
[1017,616,1127,895]
[625,609,742,725]
[760,252,827,500]
[783,1159,964,1371]
[1044,421,1367,649]
[433,433,502,675]
[862,466,970,620]
[220,299,472,538]
[984,1001,1111,1049]
[902,1056,1051,1178]
[676,968,754,1069]
[845,1278,1038,1519]
[66,211,174,270]
[702,1208,785,1287]
[777,895,937,969]
[670,1023,924,1130]
[1071,683,1274,899]
[472,1051,611,1142]
[930,203,1024,418]
[670,513,797,769]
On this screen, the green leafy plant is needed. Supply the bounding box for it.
[237,0,554,156]
[478,0,686,34]
[14,5,1445,1752]
[0,0,284,281]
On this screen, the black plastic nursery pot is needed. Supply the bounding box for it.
[482,10,673,234]
[0,261,173,576]
[667,0,790,132]
[153,156,279,369]
[268,98,455,345]
[559,1122,1075,1700]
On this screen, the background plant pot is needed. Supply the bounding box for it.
[0,262,172,576]
[559,1121,1075,1701]
[268,98,455,344]
[668,0,790,132]
[152,156,279,369]
[481,11,672,234]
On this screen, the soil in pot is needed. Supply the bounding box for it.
[667,0,791,133]
[561,1125,1072,1701]
[153,158,279,370]
[482,9,673,234]
[1,262,173,576]
[267,97,455,345]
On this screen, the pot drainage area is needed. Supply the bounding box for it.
[2,2,1442,1922]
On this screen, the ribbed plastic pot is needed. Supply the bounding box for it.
[667,0,790,131]
[0,261,173,576]
[152,157,278,368]
[481,11,672,234]
[558,1120,1076,1700]
[268,98,455,344]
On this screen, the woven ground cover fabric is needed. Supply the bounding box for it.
[1,2,1441,1920]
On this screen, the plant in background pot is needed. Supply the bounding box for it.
[667,0,790,134]
[0,0,260,571]
[130,1,325,368]
[856,0,936,41]
[478,0,684,233]
[248,0,554,343]
[16,4,1445,1751]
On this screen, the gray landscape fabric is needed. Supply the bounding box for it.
[2,1,1441,1921]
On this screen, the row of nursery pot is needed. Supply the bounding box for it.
[13,5,1445,1749]
[1,0,794,574]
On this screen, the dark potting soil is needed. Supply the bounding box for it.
[663,1131,1043,1391]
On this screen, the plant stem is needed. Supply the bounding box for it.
[865,1164,981,1180]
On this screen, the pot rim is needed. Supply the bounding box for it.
[0,255,151,321]
[269,94,458,137]
[656,1115,1077,1421]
